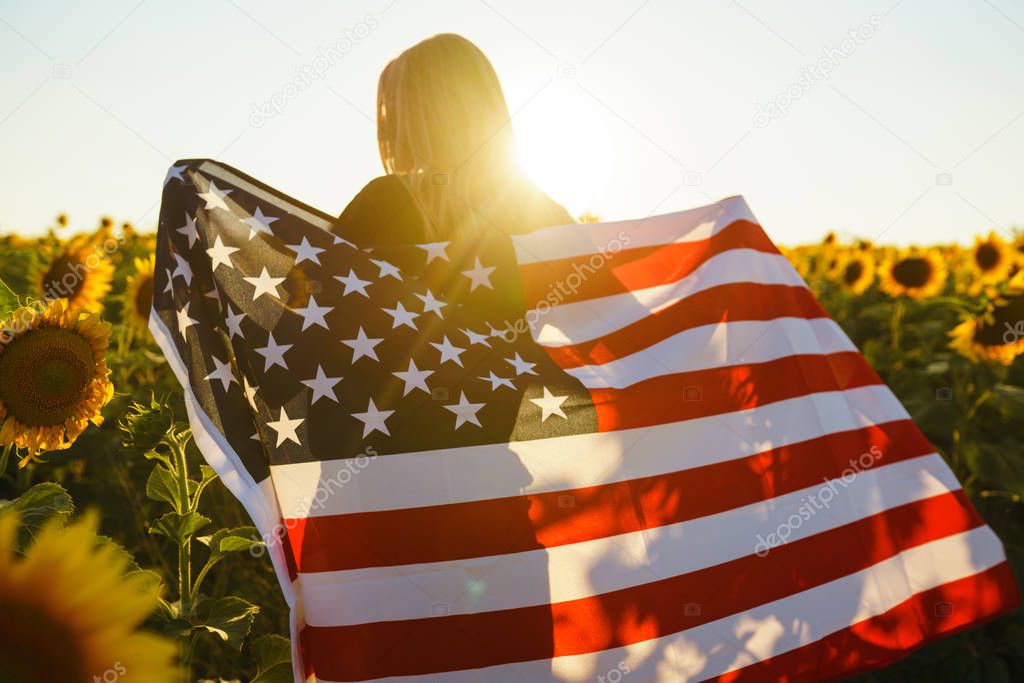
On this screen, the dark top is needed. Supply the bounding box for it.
[333,174,574,245]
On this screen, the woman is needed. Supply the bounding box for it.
[334,32,573,244]
[331,33,559,675]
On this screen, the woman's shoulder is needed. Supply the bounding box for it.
[333,175,424,245]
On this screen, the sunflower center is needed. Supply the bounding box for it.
[974,243,1000,271]
[975,294,1024,347]
[0,326,95,427]
[0,596,90,682]
[891,257,932,288]
[134,275,154,321]
[844,261,864,285]
[41,254,86,300]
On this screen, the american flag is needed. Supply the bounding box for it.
[151,159,1019,683]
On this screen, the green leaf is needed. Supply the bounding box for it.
[250,634,292,683]
[0,276,21,318]
[142,448,172,468]
[208,526,263,561]
[146,465,183,510]
[191,596,260,650]
[991,384,1024,419]
[149,511,211,545]
[967,441,1024,497]
[0,483,74,547]
[190,465,220,506]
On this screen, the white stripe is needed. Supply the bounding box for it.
[312,528,1005,683]
[271,385,907,518]
[534,250,805,346]
[512,196,755,264]
[149,309,307,682]
[564,317,855,389]
[198,160,336,231]
[299,454,959,626]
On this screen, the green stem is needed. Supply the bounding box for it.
[890,298,904,352]
[190,560,213,604]
[167,432,194,679]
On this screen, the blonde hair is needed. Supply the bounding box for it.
[376,33,532,240]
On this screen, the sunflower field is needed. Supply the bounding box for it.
[0,216,1023,682]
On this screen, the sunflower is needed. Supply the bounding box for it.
[0,511,177,682]
[833,252,875,294]
[0,299,113,459]
[949,286,1024,365]
[879,249,947,299]
[970,231,1013,285]
[125,255,156,334]
[37,234,114,314]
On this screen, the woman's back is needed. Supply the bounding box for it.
[334,173,574,245]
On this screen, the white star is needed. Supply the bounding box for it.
[479,371,515,390]
[369,258,402,280]
[176,301,198,337]
[224,304,245,339]
[205,355,237,391]
[341,327,383,363]
[206,235,238,270]
[382,301,419,330]
[302,365,342,404]
[351,398,394,437]
[461,257,495,291]
[293,295,332,331]
[417,241,450,264]
[444,391,485,430]
[334,269,372,297]
[172,252,192,285]
[287,236,325,265]
[415,289,446,318]
[176,213,199,248]
[530,386,569,422]
[461,327,492,347]
[506,352,538,376]
[164,164,187,186]
[243,206,278,239]
[244,267,285,301]
[333,234,357,248]
[198,180,232,211]
[254,332,292,371]
[392,359,433,396]
[488,323,514,343]
[266,407,303,447]
[431,336,466,367]
[243,376,259,410]
[162,267,173,294]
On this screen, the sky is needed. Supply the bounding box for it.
[0,0,1022,245]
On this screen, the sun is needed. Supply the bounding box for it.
[514,83,613,220]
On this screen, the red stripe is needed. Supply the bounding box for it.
[590,351,883,433]
[709,561,1020,683]
[286,420,932,573]
[300,491,981,681]
[519,219,778,307]
[544,283,826,369]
